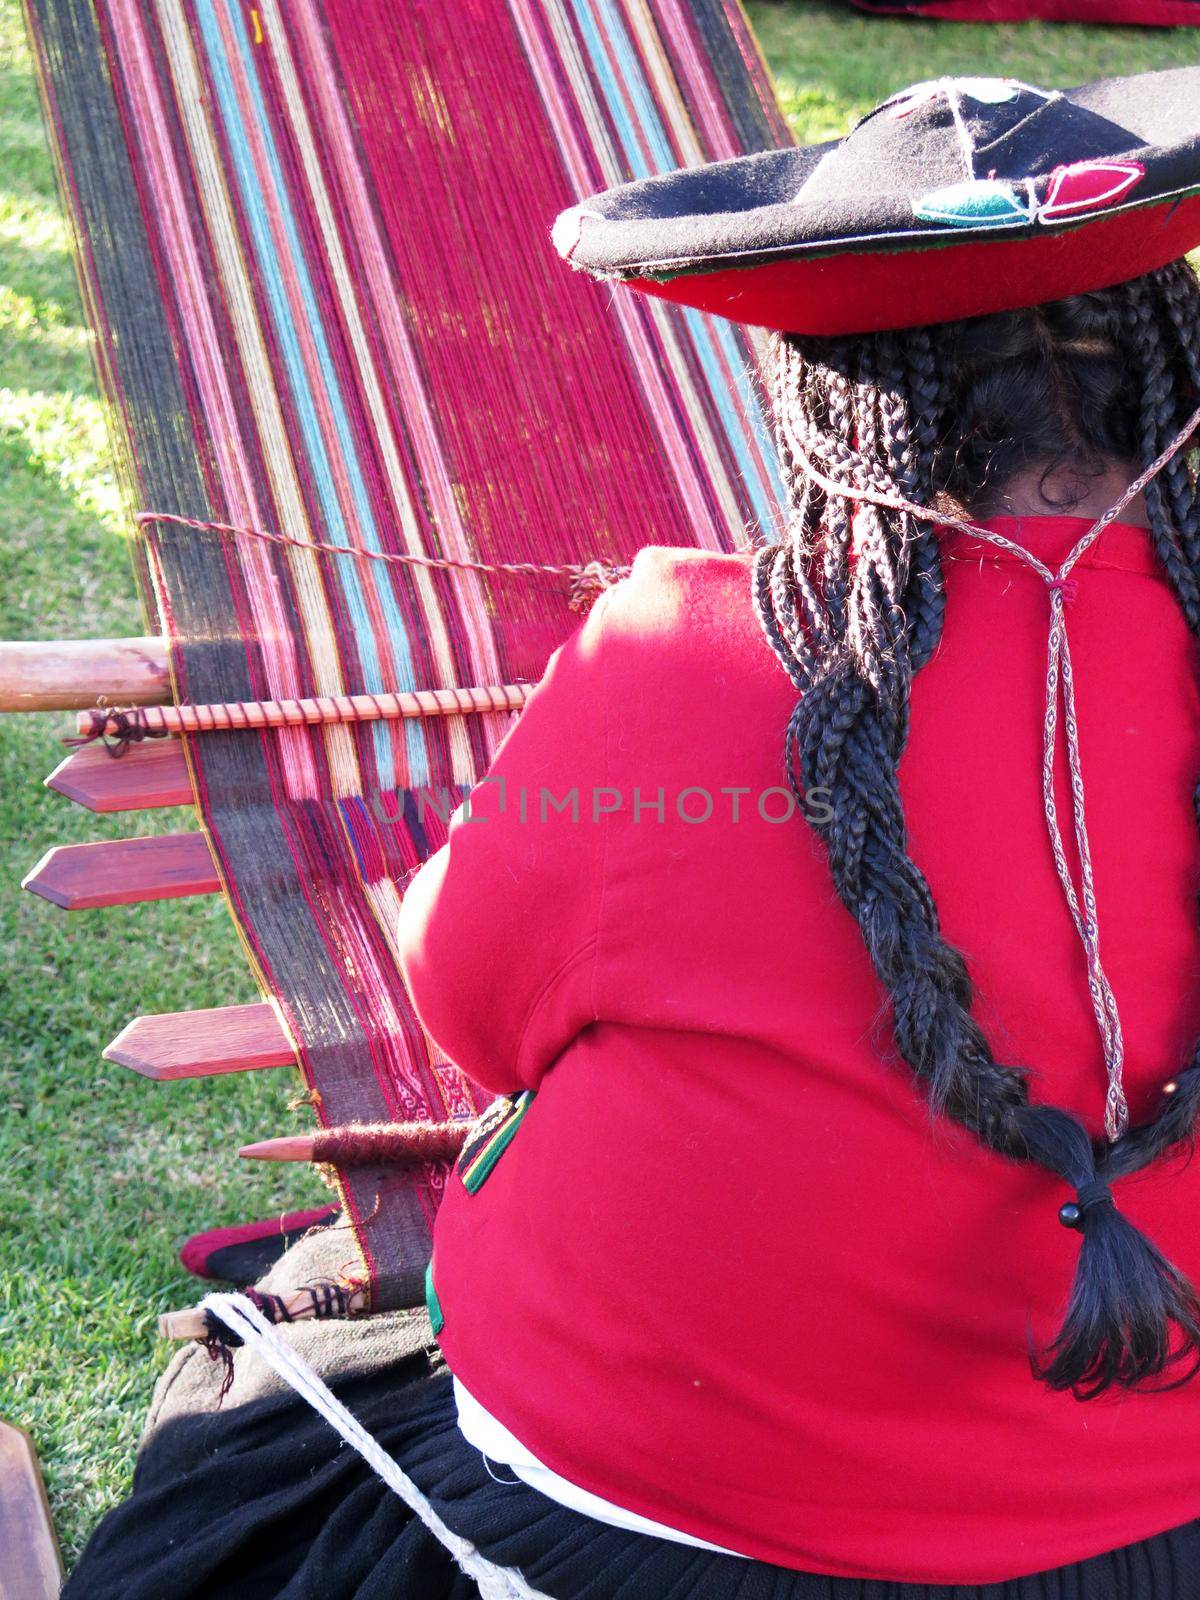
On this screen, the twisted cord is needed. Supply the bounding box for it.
[200,1293,550,1599]
[135,510,629,608]
[66,706,162,755]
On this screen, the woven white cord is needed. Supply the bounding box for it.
[788,400,1200,1142]
[199,1293,552,1600]
[1042,585,1127,1137]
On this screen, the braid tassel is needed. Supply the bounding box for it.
[1015,1104,1200,1395]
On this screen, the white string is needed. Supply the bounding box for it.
[199,1293,553,1600]
[944,84,976,180]
[888,78,1063,195]
[1043,583,1127,1138]
[787,400,1200,1142]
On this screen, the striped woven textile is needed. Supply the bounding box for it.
[25,0,788,1308]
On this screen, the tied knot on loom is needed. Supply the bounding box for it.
[202,1281,359,1401]
[67,705,160,757]
[567,560,628,612]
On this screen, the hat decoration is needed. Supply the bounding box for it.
[553,66,1200,335]
[898,80,1145,229]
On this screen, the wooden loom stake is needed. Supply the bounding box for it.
[76,682,532,740]
[0,1420,63,1599]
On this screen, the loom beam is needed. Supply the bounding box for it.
[77,682,533,739]
[159,1285,367,1343]
[0,636,168,711]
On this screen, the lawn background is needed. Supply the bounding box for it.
[1,0,1198,1568]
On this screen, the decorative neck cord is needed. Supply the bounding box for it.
[199,1292,552,1600]
[134,511,629,615]
[790,400,1200,1142]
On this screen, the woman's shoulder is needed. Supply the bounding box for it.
[623,541,753,590]
[586,542,786,701]
[598,543,757,639]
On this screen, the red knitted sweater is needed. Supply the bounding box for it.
[397,517,1200,1585]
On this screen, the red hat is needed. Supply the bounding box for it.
[552,68,1200,335]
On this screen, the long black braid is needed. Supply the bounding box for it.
[754,258,1200,1398]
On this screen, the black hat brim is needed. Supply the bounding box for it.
[554,66,1200,334]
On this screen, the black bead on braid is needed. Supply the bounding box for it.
[754,259,1200,1398]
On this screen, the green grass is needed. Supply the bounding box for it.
[0,1,321,1564]
[0,0,1198,1571]
[749,0,1200,140]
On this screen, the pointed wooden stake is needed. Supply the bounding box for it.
[239,1134,316,1163]
[22,833,218,909]
[105,1002,294,1079]
[45,737,192,812]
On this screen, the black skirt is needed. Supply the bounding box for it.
[65,1339,1200,1600]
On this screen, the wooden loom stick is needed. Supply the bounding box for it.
[45,737,193,812]
[240,1134,317,1162]
[0,636,168,711]
[0,1421,63,1600]
[240,1121,470,1165]
[76,682,532,740]
[22,833,218,909]
[104,1002,294,1078]
[159,1285,367,1342]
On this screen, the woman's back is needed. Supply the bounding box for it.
[400,524,1200,1585]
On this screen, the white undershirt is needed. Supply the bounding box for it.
[452,1375,747,1557]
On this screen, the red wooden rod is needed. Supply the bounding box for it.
[22,833,218,909]
[104,1002,293,1079]
[76,683,532,740]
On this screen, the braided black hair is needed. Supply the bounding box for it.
[754,258,1200,1398]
